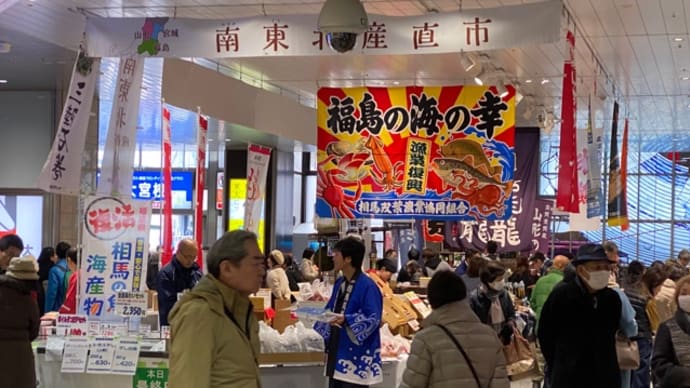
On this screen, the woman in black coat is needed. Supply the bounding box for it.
[652,274,690,388]
[469,260,515,345]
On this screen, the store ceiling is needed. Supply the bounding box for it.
[3,0,690,150]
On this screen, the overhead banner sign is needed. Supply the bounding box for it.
[85,1,561,58]
[244,144,272,237]
[316,86,515,221]
[79,196,151,319]
[37,52,99,196]
[98,56,145,196]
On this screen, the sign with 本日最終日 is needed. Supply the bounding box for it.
[79,196,151,319]
[132,359,169,388]
[316,86,515,221]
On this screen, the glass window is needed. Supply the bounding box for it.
[294,152,303,173]
[305,175,316,223]
[293,174,302,226]
[309,151,317,172]
[0,195,43,257]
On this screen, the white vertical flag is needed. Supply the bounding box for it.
[244,144,271,236]
[98,56,145,196]
[37,52,100,195]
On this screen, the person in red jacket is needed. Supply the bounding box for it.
[59,248,79,314]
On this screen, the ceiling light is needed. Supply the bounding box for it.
[682,76,690,81]
[525,79,533,84]
[515,91,524,105]
[541,79,550,85]
[496,82,509,98]
[0,42,10,54]
[460,52,476,72]
[0,80,7,84]
[393,81,400,85]
[474,76,483,85]
[674,37,684,42]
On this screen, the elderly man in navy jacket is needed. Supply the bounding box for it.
[538,243,622,388]
[157,239,203,327]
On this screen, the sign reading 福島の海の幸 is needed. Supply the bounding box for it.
[316,86,515,221]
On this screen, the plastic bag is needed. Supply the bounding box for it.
[277,324,303,353]
[259,321,281,353]
[294,321,325,352]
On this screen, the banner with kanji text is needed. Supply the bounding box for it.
[316,85,515,221]
[79,196,151,319]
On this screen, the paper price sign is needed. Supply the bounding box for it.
[116,291,147,317]
[57,314,88,337]
[61,337,90,373]
[111,337,140,375]
[86,337,115,374]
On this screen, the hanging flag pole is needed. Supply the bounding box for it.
[556,30,579,213]
[194,108,208,267]
[161,100,173,266]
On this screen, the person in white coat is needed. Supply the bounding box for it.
[266,250,291,300]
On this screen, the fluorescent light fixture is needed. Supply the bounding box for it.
[525,79,533,84]
[541,79,550,85]
[496,82,509,98]
[674,37,684,42]
[393,81,400,85]
[682,76,690,81]
[0,80,7,84]
[474,76,483,85]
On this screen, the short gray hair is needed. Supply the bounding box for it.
[602,241,618,253]
[207,230,258,277]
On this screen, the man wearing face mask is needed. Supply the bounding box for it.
[538,243,622,388]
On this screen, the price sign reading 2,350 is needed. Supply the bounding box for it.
[121,306,144,316]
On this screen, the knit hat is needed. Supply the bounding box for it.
[6,256,39,280]
[270,250,285,266]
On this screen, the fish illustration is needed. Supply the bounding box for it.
[431,157,503,187]
[439,138,502,179]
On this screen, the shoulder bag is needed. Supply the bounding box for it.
[435,324,483,388]
[616,331,640,370]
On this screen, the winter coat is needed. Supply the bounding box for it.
[157,256,203,326]
[0,275,40,388]
[425,260,453,278]
[460,275,482,294]
[45,258,69,312]
[538,277,622,388]
[469,286,516,326]
[654,279,677,324]
[400,300,510,388]
[529,268,564,330]
[300,258,319,282]
[266,267,291,300]
[624,283,653,339]
[652,310,690,388]
[314,271,383,385]
[169,274,261,388]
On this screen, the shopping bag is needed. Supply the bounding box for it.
[616,333,640,370]
[503,327,532,365]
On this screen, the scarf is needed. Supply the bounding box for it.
[480,284,505,331]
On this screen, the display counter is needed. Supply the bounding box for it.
[35,345,406,388]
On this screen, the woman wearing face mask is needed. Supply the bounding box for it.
[652,274,690,388]
[623,261,668,388]
[469,261,516,345]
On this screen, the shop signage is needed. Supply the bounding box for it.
[132,359,169,388]
[131,171,194,208]
[79,195,152,319]
[56,314,89,336]
[85,1,561,58]
[244,144,272,236]
[194,113,208,265]
[116,291,148,317]
[37,51,99,196]
[99,55,145,196]
[585,99,604,218]
[316,86,515,220]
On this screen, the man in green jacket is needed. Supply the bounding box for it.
[169,230,266,388]
[530,255,570,330]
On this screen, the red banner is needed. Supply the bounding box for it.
[194,112,208,267]
[161,106,173,267]
[556,30,579,213]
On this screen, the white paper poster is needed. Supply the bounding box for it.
[244,144,272,235]
[61,337,90,374]
[79,195,151,319]
[86,337,116,373]
[115,291,148,317]
[98,56,145,196]
[85,1,561,58]
[37,52,100,195]
[111,337,141,375]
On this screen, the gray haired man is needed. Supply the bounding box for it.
[169,230,266,388]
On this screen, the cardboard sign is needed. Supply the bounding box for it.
[404,291,432,319]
